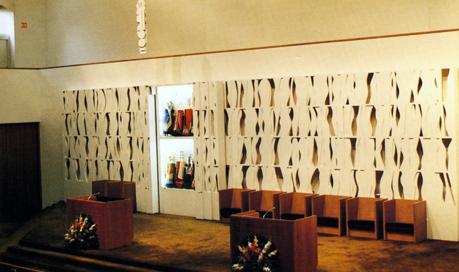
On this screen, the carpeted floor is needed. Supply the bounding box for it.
[20,203,459,272]
[0,221,23,246]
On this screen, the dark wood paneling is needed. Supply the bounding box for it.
[0,122,41,221]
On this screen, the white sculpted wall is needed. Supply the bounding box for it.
[192,82,227,220]
[62,86,154,213]
[59,68,458,240]
[194,69,458,240]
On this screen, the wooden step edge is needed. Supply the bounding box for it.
[6,246,158,272]
[0,259,45,272]
[0,255,60,272]
[1,253,82,272]
[19,241,199,272]
[1,254,99,272]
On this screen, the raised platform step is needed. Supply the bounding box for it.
[0,260,44,272]
[0,245,161,272]
[5,240,200,272]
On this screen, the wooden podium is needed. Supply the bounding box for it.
[230,211,317,272]
[67,195,133,250]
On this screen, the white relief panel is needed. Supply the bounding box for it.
[193,82,226,194]
[310,75,329,106]
[294,76,312,106]
[258,79,273,107]
[193,69,458,239]
[260,167,277,190]
[224,70,454,207]
[62,86,152,190]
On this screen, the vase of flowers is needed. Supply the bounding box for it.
[232,235,279,272]
[64,213,99,249]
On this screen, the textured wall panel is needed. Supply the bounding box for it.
[190,69,457,238]
[193,82,226,194]
[62,86,152,193]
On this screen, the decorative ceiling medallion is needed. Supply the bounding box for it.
[136,0,147,54]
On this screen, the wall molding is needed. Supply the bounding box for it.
[1,28,459,71]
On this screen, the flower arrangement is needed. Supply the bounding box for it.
[232,235,279,272]
[64,213,99,249]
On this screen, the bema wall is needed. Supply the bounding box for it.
[39,31,459,240]
[1,0,459,240]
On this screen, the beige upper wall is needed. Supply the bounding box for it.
[45,0,134,67]
[4,0,459,67]
[0,0,14,10]
[0,69,41,122]
[40,31,459,90]
[40,0,459,67]
[0,69,64,208]
[14,0,47,67]
[0,0,47,67]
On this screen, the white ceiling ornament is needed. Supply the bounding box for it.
[136,0,147,54]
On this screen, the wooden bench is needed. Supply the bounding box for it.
[346,197,386,239]
[312,195,350,236]
[218,188,254,223]
[383,199,426,242]
[92,180,136,212]
[248,190,284,219]
[278,192,314,220]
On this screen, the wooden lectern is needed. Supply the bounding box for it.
[67,195,133,249]
[230,211,318,272]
